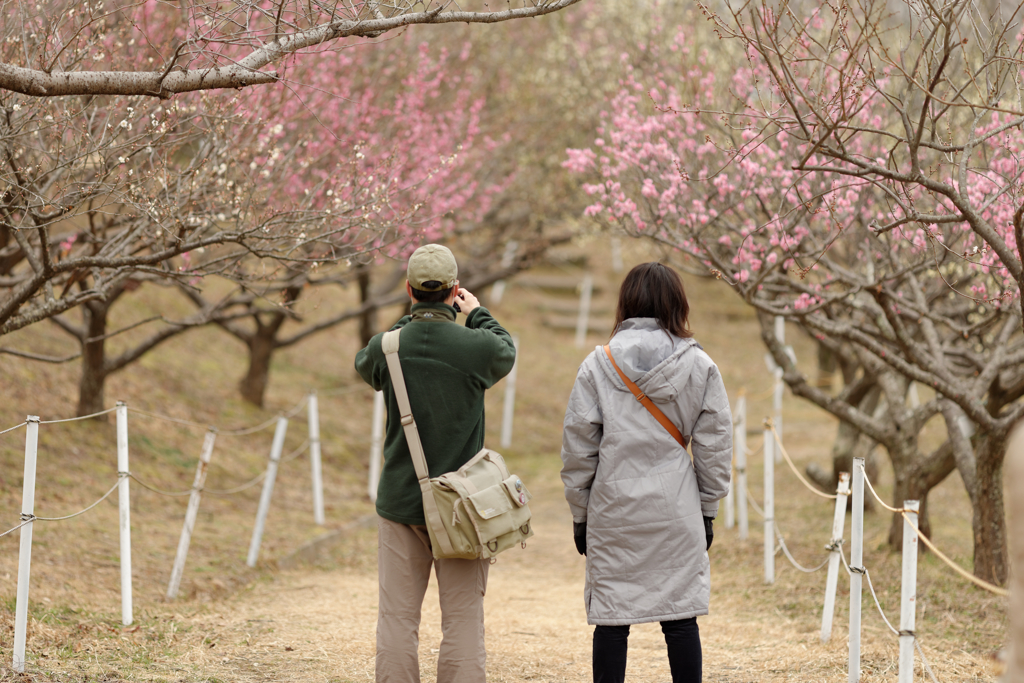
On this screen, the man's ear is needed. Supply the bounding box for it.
[406,281,414,299]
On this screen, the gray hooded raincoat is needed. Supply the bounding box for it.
[560,318,733,625]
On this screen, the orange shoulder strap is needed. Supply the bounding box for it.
[603,345,686,448]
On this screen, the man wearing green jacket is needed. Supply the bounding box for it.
[355,244,516,683]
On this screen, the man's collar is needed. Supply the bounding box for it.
[410,302,457,323]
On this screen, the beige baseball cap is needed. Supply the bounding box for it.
[407,244,458,291]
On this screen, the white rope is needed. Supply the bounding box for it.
[39,407,117,424]
[280,396,310,419]
[769,424,838,499]
[219,415,283,437]
[0,422,27,437]
[0,518,34,539]
[281,438,310,463]
[127,473,195,497]
[205,439,309,495]
[32,479,121,521]
[204,470,268,496]
[745,485,765,518]
[864,565,900,636]
[128,407,209,429]
[915,639,942,683]
[774,523,830,573]
[128,394,308,437]
[837,545,899,635]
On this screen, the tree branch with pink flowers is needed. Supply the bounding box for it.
[566,0,1024,583]
[0,0,584,98]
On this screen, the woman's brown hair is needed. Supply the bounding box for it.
[612,262,692,339]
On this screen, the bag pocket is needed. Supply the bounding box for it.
[467,483,513,520]
[503,475,531,507]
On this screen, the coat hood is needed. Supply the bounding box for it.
[601,318,700,405]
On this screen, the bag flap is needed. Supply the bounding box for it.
[503,475,531,507]
[466,484,513,520]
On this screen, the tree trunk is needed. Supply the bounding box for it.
[806,387,880,503]
[816,342,836,388]
[77,300,110,417]
[238,281,303,407]
[239,320,278,408]
[886,441,956,550]
[357,265,378,348]
[971,430,1009,585]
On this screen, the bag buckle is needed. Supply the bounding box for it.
[401,415,414,426]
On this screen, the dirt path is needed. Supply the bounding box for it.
[153,477,1000,683]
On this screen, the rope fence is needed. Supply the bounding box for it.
[0,388,367,674]
[127,394,309,436]
[857,460,1010,598]
[31,479,122,521]
[38,407,118,424]
[725,384,1011,683]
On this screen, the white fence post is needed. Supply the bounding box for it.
[368,390,385,503]
[763,421,775,585]
[724,391,744,530]
[849,457,866,683]
[308,392,325,526]
[115,402,133,626]
[489,240,519,307]
[821,471,851,643]
[736,395,748,540]
[167,429,217,599]
[13,416,39,673]
[575,274,594,349]
[773,315,785,462]
[898,500,920,683]
[500,335,519,449]
[247,417,288,567]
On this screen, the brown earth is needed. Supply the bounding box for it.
[0,239,1008,682]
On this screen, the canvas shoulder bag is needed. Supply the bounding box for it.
[603,344,689,449]
[382,328,534,560]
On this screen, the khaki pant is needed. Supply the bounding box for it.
[376,516,489,683]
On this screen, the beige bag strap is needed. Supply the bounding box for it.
[381,329,456,557]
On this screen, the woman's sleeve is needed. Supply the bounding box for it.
[690,363,733,518]
[560,363,603,524]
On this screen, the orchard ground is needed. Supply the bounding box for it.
[0,238,1008,682]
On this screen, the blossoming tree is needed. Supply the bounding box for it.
[0,0,582,97]
[566,0,1024,583]
[0,0,584,413]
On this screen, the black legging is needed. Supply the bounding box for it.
[592,618,701,683]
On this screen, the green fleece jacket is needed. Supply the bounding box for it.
[354,302,516,525]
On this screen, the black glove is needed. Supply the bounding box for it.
[573,522,587,556]
[704,516,714,550]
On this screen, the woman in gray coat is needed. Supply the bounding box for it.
[560,262,733,683]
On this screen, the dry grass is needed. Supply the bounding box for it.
[0,238,1008,681]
